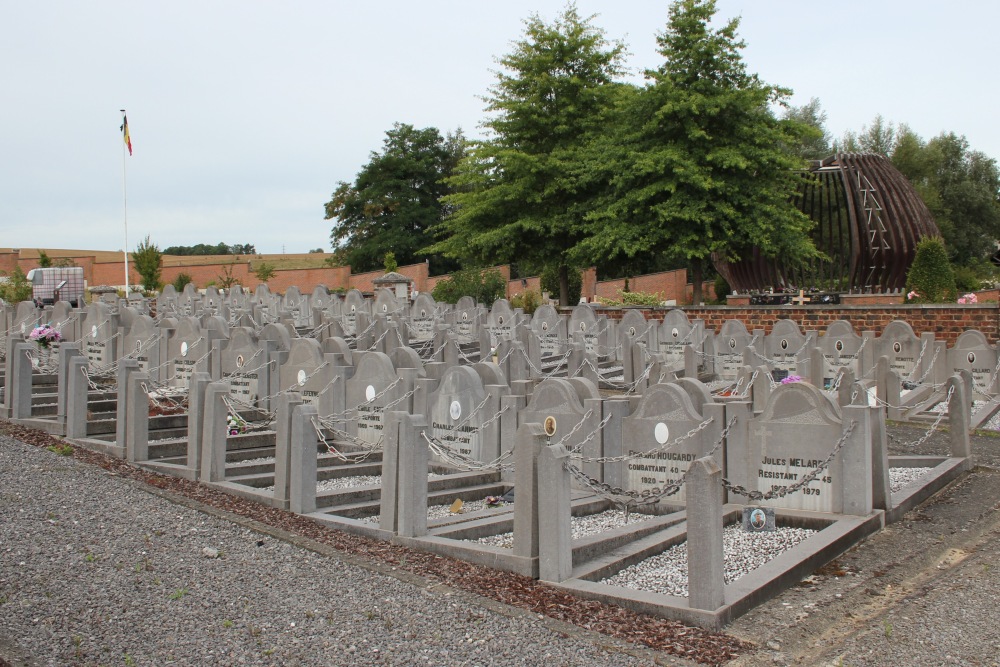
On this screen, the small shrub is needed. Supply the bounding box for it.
[172,273,193,292]
[599,289,664,307]
[432,267,506,305]
[906,237,956,303]
[251,262,276,284]
[509,289,542,315]
[953,265,985,293]
[540,265,582,305]
[0,265,33,303]
[383,251,398,273]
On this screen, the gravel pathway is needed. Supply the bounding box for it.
[0,435,665,667]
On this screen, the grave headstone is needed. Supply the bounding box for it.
[217,327,268,406]
[345,351,405,446]
[568,304,609,356]
[734,382,870,514]
[816,320,867,389]
[426,365,504,465]
[713,319,755,383]
[408,293,438,343]
[341,289,368,337]
[80,302,120,370]
[518,377,603,481]
[451,296,480,345]
[617,383,723,503]
[948,330,998,397]
[122,314,162,378]
[760,319,812,382]
[530,304,566,360]
[164,317,208,391]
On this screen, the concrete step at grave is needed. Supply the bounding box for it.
[225,455,385,490]
[86,419,117,436]
[85,399,119,413]
[321,481,509,519]
[315,469,502,509]
[149,414,189,430]
[147,437,191,459]
[30,403,57,417]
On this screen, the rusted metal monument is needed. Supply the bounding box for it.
[714,153,940,295]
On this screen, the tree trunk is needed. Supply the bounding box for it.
[690,258,704,305]
[559,265,570,307]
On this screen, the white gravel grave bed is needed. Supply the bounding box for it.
[232,456,275,466]
[889,466,933,493]
[361,498,512,524]
[474,509,658,549]
[258,472,448,493]
[602,524,816,597]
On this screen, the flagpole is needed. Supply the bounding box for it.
[120,109,129,293]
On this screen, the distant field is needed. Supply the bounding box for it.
[1,248,334,270]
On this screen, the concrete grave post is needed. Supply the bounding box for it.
[8,342,34,420]
[602,399,630,490]
[272,392,305,510]
[200,382,231,483]
[114,359,141,455]
[686,456,725,611]
[125,372,150,463]
[379,411,403,534]
[948,373,972,459]
[499,393,527,482]
[869,403,891,511]
[289,403,320,515]
[57,341,84,427]
[513,421,547,561]
[721,400,756,506]
[396,412,430,538]
[186,372,212,479]
[65,356,90,439]
[840,405,873,516]
[537,440,573,583]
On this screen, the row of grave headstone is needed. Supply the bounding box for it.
[5,288,997,404]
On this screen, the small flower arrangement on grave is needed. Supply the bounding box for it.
[484,495,504,507]
[29,324,62,349]
[227,414,248,436]
[906,290,921,302]
[958,292,978,305]
[780,375,802,385]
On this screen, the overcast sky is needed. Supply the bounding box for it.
[3,1,996,256]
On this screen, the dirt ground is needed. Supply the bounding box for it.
[725,424,1000,666]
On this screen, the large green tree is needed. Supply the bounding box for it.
[576,0,820,303]
[781,97,831,161]
[426,5,628,305]
[326,123,465,274]
[894,131,1000,266]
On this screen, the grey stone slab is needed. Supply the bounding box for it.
[713,320,754,382]
[426,365,502,465]
[741,382,854,513]
[618,383,717,503]
[530,304,566,358]
[80,302,120,370]
[948,330,998,396]
[345,351,401,446]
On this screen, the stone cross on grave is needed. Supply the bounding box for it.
[790,290,811,306]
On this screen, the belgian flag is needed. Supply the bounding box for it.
[121,114,132,155]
